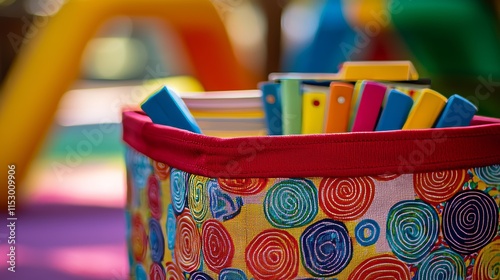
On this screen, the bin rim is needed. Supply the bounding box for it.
[122,110,500,178]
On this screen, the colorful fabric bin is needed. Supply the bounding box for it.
[123,110,500,280]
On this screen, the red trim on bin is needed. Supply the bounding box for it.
[122,110,500,178]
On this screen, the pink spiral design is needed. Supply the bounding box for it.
[218,178,268,195]
[147,174,162,220]
[149,262,166,280]
[245,229,299,280]
[174,210,201,272]
[319,177,375,221]
[413,169,466,204]
[202,219,235,273]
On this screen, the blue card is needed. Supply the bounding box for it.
[259,82,282,135]
[141,86,202,133]
[434,94,477,128]
[376,89,414,131]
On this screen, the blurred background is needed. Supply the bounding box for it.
[0,0,499,279]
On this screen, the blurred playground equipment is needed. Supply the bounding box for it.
[0,0,257,207]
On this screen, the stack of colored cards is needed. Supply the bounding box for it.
[260,61,478,135]
[139,61,478,137]
[141,87,266,137]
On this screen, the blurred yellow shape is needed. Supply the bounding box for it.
[0,0,255,207]
[341,0,392,30]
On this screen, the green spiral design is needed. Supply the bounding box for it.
[386,200,439,263]
[416,248,465,280]
[264,179,318,228]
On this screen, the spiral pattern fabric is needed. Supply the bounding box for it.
[207,179,243,222]
[386,200,439,263]
[131,213,147,262]
[202,219,235,273]
[135,264,147,280]
[127,147,152,190]
[149,218,165,263]
[413,169,466,204]
[245,229,299,280]
[166,205,176,250]
[354,219,380,247]
[188,175,210,223]
[300,219,353,277]
[372,173,400,181]
[347,254,411,280]
[170,169,188,215]
[165,262,183,280]
[442,190,498,255]
[473,239,500,280]
[147,174,162,220]
[263,179,318,228]
[219,268,248,280]
[190,271,214,280]
[153,160,170,180]
[218,178,267,195]
[474,165,500,185]
[175,210,201,273]
[415,248,465,280]
[125,143,500,280]
[319,177,375,221]
[149,262,166,280]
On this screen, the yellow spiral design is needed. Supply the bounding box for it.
[188,175,210,223]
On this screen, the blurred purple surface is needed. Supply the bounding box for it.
[0,203,128,280]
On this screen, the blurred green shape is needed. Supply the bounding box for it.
[41,124,124,160]
[389,0,500,117]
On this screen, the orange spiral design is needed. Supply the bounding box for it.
[372,173,400,181]
[174,210,201,273]
[473,239,500,280]
[153,161,170,180]
[131,213,147,262]
[348,254,411,280]
[413,169,466,204]
[165,262,183,280]
[218,178,268,195]
[245,229,299,280]
[319,177,375,221]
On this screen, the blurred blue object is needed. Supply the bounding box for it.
[283,0,356,73]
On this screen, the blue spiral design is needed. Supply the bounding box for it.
[135,264,147,280]
[300,219,353,277]
[125,210,134,267]
[126,147,152,190]
[170,168,188,215]
[443,190,498,255]
[264,179,318,228]
[191,271,214,280]
[208,179,243,222]
[355,219,380,247]
[386,200,439,263]
[474,165,500,185]
[219,268,248,280]
[149,218,165,263]
[166,204,176,250]
[416,248,466,280]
